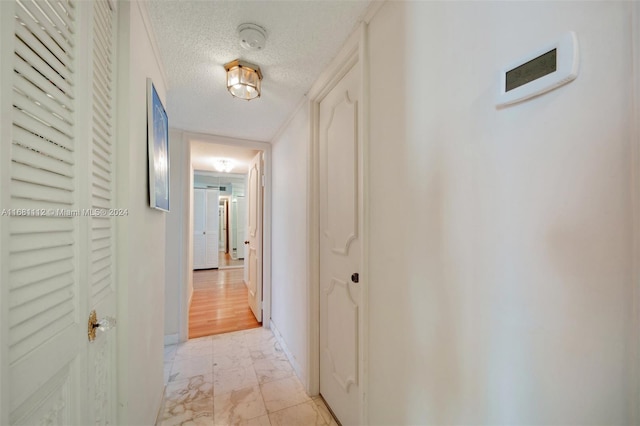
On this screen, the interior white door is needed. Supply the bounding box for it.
[205,188,219,268]
[218,203,225,251]
[246,153,263,322]
[236,196,246,259]
[193,188,219,269]
[319,63,362,425]
[193,188,206,269]
[1,0,117,424]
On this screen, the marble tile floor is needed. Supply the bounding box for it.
[159,327,339,426]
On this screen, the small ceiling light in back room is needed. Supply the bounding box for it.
[224,59,263,101]
[213,158,235,173]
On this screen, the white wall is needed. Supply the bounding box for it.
[271,101,311,382]
[165,129,187,342]
[366,1,635,424]
[116,2,167,424]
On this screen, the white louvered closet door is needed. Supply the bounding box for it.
[0,0,117,424]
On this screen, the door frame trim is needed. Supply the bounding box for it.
[0,2,13,423]
[307,21,370,424]
[631,2,640,424]
[178,131,272,342]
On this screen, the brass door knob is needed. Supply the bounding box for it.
[88,310,117,342]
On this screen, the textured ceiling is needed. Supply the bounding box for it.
[147,0,371,142]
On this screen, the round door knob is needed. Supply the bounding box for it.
[244,240,250,244]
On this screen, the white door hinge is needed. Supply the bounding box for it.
[261,175,265,187]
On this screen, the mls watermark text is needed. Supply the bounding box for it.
[1,208,129,217]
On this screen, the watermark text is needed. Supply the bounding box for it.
[1,208,129,217]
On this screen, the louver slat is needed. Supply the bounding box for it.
[13,73,74,124]
[10,245,74,276]
[13,108,73,151]
[92,162,111,185]
[16,17,73,82]
[10,231,74,253]
[12,143,72,177]
[17,0,75,53]
[10,273,74,308]
[13,91,73,138]
[9,300,75,361]
[14,6,73,72]
[39,0,76,36]
[14,32,73,96]
[10,180,73,205]
[12,162,74,192]
[10,259,74,290]
[13,54,73,111]
[10,285,74,327]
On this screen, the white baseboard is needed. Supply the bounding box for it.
[164,333,179,346]
[270,320,306,389]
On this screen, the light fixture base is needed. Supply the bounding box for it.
[238,23,267,51]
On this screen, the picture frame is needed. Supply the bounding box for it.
[147,78,170,212]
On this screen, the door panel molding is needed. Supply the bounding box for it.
[12,366,71,426]
[324,277,358,392]
[324,91,359,257]
[248,163,259,238]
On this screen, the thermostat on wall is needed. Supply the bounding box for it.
[496,31,579,107]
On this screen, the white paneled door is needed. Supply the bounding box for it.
[0,0,117,424]
[246,153,263,322]
[319,62,362,425]
[236,196,246,259]
[193,188,220,269]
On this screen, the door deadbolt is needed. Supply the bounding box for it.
[351,273,359,283]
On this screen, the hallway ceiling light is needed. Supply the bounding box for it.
[213,158,235,173]
[224,59,263,101]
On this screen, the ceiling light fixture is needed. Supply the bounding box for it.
[224,59,263,101]
[213,158,235,173]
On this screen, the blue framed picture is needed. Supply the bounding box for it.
[147,78,169,212]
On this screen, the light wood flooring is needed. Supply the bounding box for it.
[218,251,244,268]
[189,268,261,338]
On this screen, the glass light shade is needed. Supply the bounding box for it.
[224,60,262,100]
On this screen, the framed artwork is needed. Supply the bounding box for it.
[147,78,169,212]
